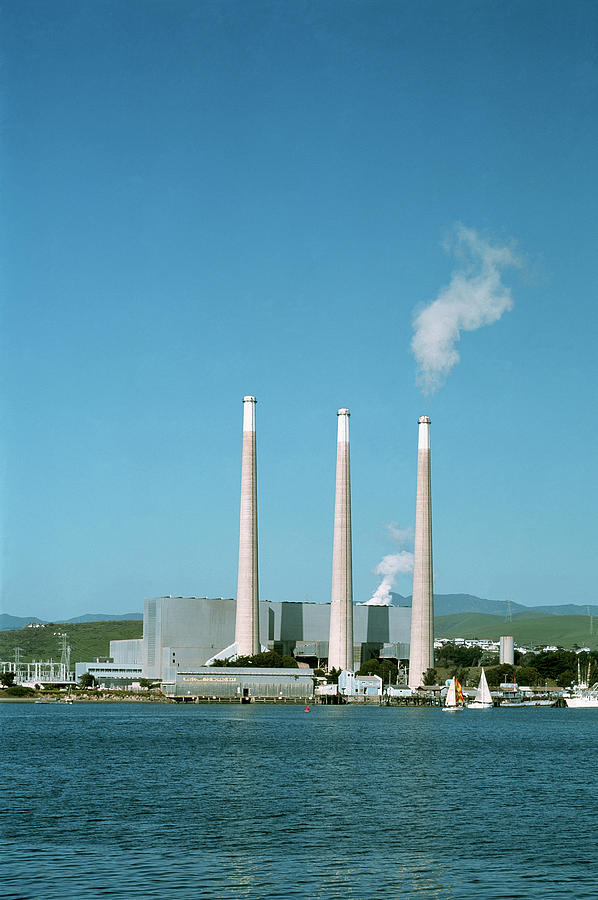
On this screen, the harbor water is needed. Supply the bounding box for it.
[1,702,597,899]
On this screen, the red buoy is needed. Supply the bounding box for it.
[304,705,310,712]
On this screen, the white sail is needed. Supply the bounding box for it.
[445,678,457,707]
[475,668,492,705]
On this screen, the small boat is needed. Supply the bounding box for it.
[442,677,465,712]
[467,668,493,709]
[565,660,598,708]
[565,683,598,708]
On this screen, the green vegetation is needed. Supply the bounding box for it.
[435,613,598,651]
[435,643,482,668]
[0,672,16,687]
[211,651,299,668]
[78,673,97,688]
[0,621,143,666]
[1,685,35,697]
[422,667,438,686]
[326,667,341,684]
[357,658,399,684]
[435,649,597,689]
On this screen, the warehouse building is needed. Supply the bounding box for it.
[162,667,315,702]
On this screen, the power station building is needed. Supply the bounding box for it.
[139,400,424,687]
[142,595,411,683]
[77,398,435,694]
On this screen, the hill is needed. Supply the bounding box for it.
[390,592,523,615]
[0,614,45,631]
[0,621,143,666]
[62,613,143,623]
[435,613,598,650]
[391,593,598,618]
[0,612,143,631]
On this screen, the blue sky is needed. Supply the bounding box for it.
[2,0,597,619]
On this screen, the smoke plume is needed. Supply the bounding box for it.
[365,524,413,606]
[412,225,520,393]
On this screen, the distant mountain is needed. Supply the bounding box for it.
[0,612,143,631]
[63,613,143,624]
[0,614,45,631]
[390,593,527,617]
[390,593,598,618]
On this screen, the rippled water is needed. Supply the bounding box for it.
[2,702,597,899]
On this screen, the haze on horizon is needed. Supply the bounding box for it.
[2,1,597,622]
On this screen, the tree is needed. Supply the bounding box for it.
[209,650,299,669]
[280,655,298,668]
[0,672,16,688]
[327,667,341,684]
[485,665,515,688]
[435,644,480,669]
[139,678,155,690]
[78,672,96,688]
[422,667,438,686]
[515,666,541,686]
[358,658,398,684]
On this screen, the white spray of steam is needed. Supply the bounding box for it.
[364,523,414,606]
[412,225,520,393]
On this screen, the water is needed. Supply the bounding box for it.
[1,702,597,899]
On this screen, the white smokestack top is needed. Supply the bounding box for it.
[242,395,256,431]
[418,415,431,450]
[328,408,354,672]
[411,225,520,393]
[409,415,434,688]
[234,395,259,656]
[337,409,350,442]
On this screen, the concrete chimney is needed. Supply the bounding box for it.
[409,415,434,688]
[234,396,259,656]
[328,408,354,672]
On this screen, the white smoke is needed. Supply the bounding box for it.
[364,523,414,606]
[411,225,520,393]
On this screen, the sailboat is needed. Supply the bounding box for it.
[467,668,493,709]
[565,659,598,708]
[442,677,465,712]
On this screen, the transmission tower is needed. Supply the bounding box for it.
[505,599,512,623]
[13,647,25,681]
[587,605,594,636]
[59,633,71,678]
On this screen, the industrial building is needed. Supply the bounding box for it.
[142,595,411,683]
[162,667,314,702]
[74,398,431,696]
[76,639,144,688]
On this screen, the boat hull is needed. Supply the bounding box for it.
[442,705,464,712]
[565,697,598,708]
[466,702,493,709]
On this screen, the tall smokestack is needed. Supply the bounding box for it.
[328,408,354,672]
[234,396,259,656]
[409,415,434,688]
